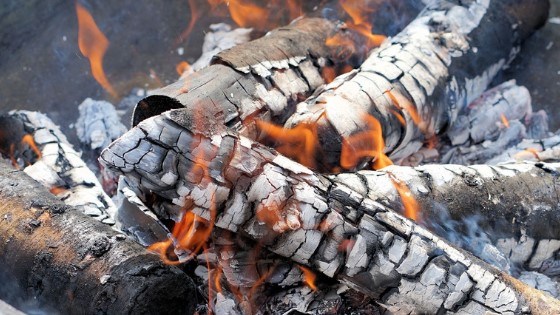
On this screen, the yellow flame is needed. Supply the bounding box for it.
[76,3,117,98]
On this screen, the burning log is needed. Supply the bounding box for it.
[0,111,117,224]
[277,0,549,171]
[132,17,354,133]
[0,159,196,314]
[101,113,560,313]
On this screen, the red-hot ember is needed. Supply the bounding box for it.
[500,114,510,128]
[76,3,117,98]
[176,61,191,76]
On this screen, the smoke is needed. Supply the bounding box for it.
[424,203,512,274]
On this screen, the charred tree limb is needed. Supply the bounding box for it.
[101,114,560,313]
[133,18,352,135]
[0,159,196,314]
[281,0,549,171]
[0,111,117,224]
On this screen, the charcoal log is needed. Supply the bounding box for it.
[101,114,560,313]
[0,160,196,314]
[280,0,549,171]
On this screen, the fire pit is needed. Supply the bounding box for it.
[1,0,560,314]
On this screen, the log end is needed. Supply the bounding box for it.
[99,254,197,315]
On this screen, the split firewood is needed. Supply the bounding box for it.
[0,111,117,224]
[101,114,560,313]
[275,0,549,171]
[0,160,196,314]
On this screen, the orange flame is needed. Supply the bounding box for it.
[388,173,419,221]
[500,114,510,128]
[387,90,423,129]
[340,114,393,170]
[176,0,202,45]
[21,134,42,160]
[257,120,318,169]
[76,3,117,98]
[326,0,386,53]
[176,61,191,76]
[217,0,270,29]
[514,147,541,160]
[213,266,223,293]
[149,106,217,264]
[298,265,317,291]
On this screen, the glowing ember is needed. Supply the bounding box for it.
[500,114,510,128]
[388,173,420,221]
[340,114,393,170]
[49,186,68,196]
[76,3,117,98]
[257,119,319,169]
[298,265,317,291]
[176,61,191,76]
[514,147,541,160]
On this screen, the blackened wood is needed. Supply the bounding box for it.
[0,160,196,314]
[283,0,549,171]
[101,114,560,313]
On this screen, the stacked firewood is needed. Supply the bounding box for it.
[2,0,560,314]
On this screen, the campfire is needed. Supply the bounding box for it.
[2,0,560,314]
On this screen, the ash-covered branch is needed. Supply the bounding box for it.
[0,111,117,224]
[280,0,549,171]
[101,113,560,313]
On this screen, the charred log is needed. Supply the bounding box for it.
[279,0,549,171]
[101,114,560,313]
[0,159,196,314]
[0,111,117,224]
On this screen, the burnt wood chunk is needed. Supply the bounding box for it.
[0,160,196,314]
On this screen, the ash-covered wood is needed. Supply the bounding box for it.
[132,18,351,133]
[0,111,117,224]
[75,98,127,151]
[281,0,549,171]
[0,159,196,314]
[101,113,560,313]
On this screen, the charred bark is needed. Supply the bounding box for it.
[101,114,560,313]
[280,0,549,171]
[0,160,196,314]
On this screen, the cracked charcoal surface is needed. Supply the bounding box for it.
[101,112,560,313]
[4,110,117,225]
[284,0,549,171]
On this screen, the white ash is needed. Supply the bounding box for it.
[518,271,559,298]
[75,98,127,151]
[179,23,252,78]
[9,110,117,225]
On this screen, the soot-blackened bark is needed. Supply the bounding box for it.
[282,0,549,171]
[101,114,560,313]
[0,160,196,314]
